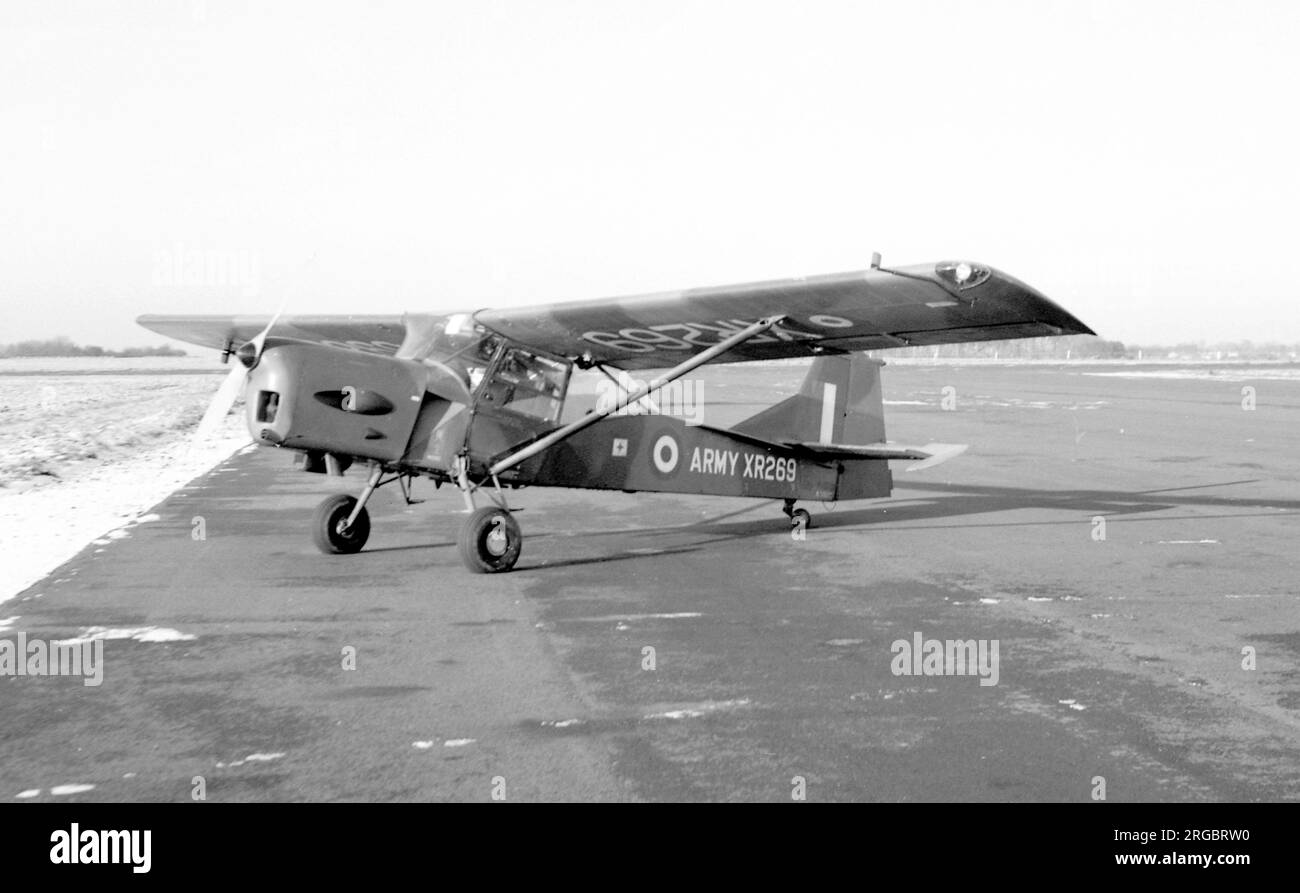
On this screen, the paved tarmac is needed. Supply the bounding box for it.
[3,363,1298,801]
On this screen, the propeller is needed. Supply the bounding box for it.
[190,255,315,444]
[190,311,284,443]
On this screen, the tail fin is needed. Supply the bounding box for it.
[733,354,885,446]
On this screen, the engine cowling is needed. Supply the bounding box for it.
[245,341,456,464]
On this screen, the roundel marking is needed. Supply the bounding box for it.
[808,314,854,328]
[652,434,680,474]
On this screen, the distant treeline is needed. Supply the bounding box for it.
[874,335,1299,361]
[0,336,186,358]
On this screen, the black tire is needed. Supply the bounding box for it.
[313,493,371,554]
[458,507,522,573]
[790,508,813,531]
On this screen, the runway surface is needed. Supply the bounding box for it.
[4,363,1299,801]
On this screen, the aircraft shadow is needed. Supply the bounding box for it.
[518,544,702,572]
[566,477,1294,546]
[380,478,1293,573]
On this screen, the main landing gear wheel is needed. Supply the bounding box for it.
[789,508,813,531]
[458,507,522,574]
[313,493,371,554]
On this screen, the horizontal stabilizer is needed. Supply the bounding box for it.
[785,441,927,460]
[784,440,968,471]
[903,442,968,472]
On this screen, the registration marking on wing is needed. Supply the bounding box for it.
[581,316,851,354]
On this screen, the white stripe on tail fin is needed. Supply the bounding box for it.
[819,383,837,444]
[733,354,885,446]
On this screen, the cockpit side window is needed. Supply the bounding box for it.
[481,347,570,422]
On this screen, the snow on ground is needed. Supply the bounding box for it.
[55,626,199,645]
[1081,367,1300,381]
[0,357,251,603]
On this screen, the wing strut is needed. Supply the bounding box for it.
[486,315,786,477]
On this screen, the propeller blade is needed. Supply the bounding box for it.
[192,361,250,443]
[247,301,287,361]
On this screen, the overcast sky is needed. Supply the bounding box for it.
[2,0,1297,349]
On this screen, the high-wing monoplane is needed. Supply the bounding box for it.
[138,259,1093,572]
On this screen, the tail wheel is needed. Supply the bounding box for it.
[790,508,813,531]
[458,507,522,573]
[313,494,371,554]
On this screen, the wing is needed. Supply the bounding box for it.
[137,261,1093,371]
[475,261,1094,370]
[135,314,408,356]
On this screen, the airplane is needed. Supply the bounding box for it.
[138,257,1094,573]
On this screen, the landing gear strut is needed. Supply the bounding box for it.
[311,463,388,555]
[313,493,371,553]
[782,499,813,532]
[453,461,523,573]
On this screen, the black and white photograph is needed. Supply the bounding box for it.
[1,0,1295,871]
